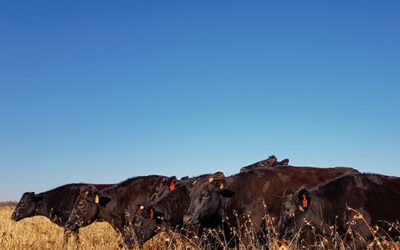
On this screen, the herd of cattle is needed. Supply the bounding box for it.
[11,155,400,248]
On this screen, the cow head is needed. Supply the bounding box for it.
[134,178,190,246]
[277,188,311,239]
[134,204,164,246]
[146,176,177,204]
[66,185,111,230]
[183,172,234,228]
[11,192,43,221]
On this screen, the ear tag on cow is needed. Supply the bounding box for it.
[150,209,154,220]
[170,182,175,191]
[95,195,99,204]
[219,183,224,190]
[302,194,308,208]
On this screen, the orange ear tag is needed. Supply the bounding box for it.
[302,194,308,208]
[219,183,224,190]
[150,209,154,220]
[95,195,99,204]
[170,182,175,191]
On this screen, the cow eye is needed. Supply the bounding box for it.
[201,192,210,199]
[20,202,27,208]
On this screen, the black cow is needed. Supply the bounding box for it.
[240,155,289,173]
[183,166,359,245]
[277,173,400,248]
[65,175,170,248]
[11,183,111,243]
[133,174,218,246]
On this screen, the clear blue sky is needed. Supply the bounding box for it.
[1,1,399,201]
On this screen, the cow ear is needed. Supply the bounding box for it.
[213,178,226,190]
[298,189,311,210]
[219,189,235,198]
[99,196,111,207]
[168,176,177,191]
[169,181,175,191]
[214,180,222,190]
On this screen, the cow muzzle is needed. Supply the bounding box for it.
[11,213,17,221]
[183,214,199,227]
[11,210,20,221]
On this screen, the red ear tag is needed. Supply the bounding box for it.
[170,182,175,191]
[302,194,308,208]
[150,209,154,220]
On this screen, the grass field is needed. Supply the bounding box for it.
[0,206,196,250]
[0,206,125,249]
[1,205,400,249]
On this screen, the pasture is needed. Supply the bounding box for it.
[0,205,123,249]
[2,204,400,249]
[0,204,194,249]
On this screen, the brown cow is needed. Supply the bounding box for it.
[277,173,400,248]
[183,166,359,245]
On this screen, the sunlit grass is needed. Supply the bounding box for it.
[1,206,399,249]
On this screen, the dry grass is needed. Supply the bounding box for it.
[0,206,192,250]
[1,206,400,249]
[0,206,122,250]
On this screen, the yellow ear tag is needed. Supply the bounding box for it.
[219,183,224,190]
[95,195,99,204]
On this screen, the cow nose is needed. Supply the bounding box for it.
[11,210,19,221]
[183,215,193,226]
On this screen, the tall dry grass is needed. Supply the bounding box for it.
[1,205,399,249]
[0,206,123,249]
[0,206,193,250]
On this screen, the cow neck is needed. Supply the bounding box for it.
[96,187,115,218]
[224,174,242,197]
[221,172,267,221]
[32,184,83,224]
[33,194,50,218]
[39,191,71,225]
[157,184,190,225]
[218,176,237,216]
[301,194,325,233]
